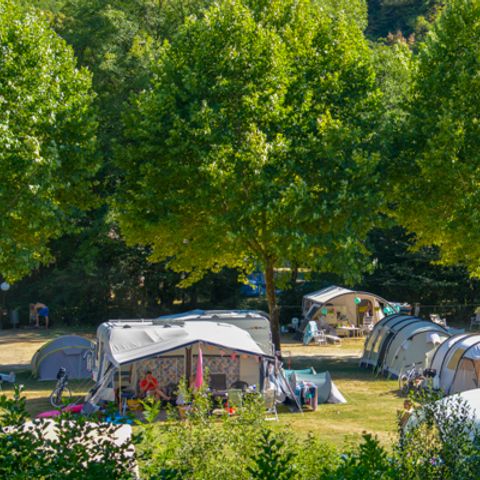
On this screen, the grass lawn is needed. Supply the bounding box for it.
[0,328,403,447]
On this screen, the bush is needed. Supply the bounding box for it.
[0,385,136,479]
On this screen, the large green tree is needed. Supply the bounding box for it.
[392,0,480,278]
[114,0,384,350]
[0,0,97,282]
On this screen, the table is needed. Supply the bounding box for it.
[337,326,361,338]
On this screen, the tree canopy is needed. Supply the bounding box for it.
[392,0,480,277]
[0,0,97,282]
[114,0,384,348]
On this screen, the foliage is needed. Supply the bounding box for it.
[115,0,384,349]
[392,0,480,279]
[0,0,97,282]
[247,429,296,480]
[366,0,443,41]
[397,389,480,479]
[361,227,479,315]
[0,385,136,479]
[324,433,396,479]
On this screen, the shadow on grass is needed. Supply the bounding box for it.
[0,327,96,344]
[1,371,94,416]
[289,355,397,383]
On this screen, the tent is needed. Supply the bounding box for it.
[284,368,346,404]
[31,335,94,380]
[302,285,395,331]
[429,333,480,394]
[406,388,480,434]
[360,314,449,378]
[88,316,275,407]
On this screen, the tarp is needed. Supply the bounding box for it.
[153,310,274,356]
[99,321,271,366]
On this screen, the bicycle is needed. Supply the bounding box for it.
[398,363,426,396]
[49,367,72,408]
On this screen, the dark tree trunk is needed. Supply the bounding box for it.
[265,259,281,354]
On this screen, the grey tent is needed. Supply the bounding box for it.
[360,314,449,378]
[31,335,94,380]
[283,368,346,404]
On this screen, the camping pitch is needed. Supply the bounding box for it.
[360,314,449,378]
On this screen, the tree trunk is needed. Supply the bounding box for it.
[265,259,281,354]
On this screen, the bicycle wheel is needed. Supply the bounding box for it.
[49,386,72,408]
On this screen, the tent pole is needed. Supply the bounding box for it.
[118,368,122,415]
[185,347,192,387]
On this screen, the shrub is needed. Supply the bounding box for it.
[0,385,136,479]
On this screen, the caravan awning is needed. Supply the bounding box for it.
[105,321,271,366]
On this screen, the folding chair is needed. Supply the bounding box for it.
[263,389,278,421]
[470,313,480,331]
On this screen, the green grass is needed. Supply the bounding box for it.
[0,329,403,447]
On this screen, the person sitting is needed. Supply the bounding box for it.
[30,302,49,329]
[139,371,170,401]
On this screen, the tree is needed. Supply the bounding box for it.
[114,0,384,351]
[392,0,480,278]
[0,0,97,281]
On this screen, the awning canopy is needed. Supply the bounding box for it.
[101,321,271,366]
[303,285,392,307]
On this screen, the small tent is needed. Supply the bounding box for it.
[31,335,94,380]
[302,285,395,331]
[360,314,449,378]
[283,368,346,405]
[429,333,480,394]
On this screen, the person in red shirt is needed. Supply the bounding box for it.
[139,371,170,401]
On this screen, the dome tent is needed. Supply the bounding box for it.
[429,333,480,394]
[31,335,94,380]
[302,285,395,330]
[360,314,449,378]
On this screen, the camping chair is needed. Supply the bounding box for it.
[361,315,374,336]
[470,313,480,331]
[430,314,447,328]
[303,321,327,346]
[263,389,279,421]
[227,389,243,409]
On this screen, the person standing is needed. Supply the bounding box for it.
[31,302,49,329]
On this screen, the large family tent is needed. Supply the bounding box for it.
[360,314,449,378]
[302,285,395,331]
[429,333,480,394]
[31,335,94,380]
[87,315,276,408]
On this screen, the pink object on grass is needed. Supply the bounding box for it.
[36,403,84,418]
[36,410,61,418]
